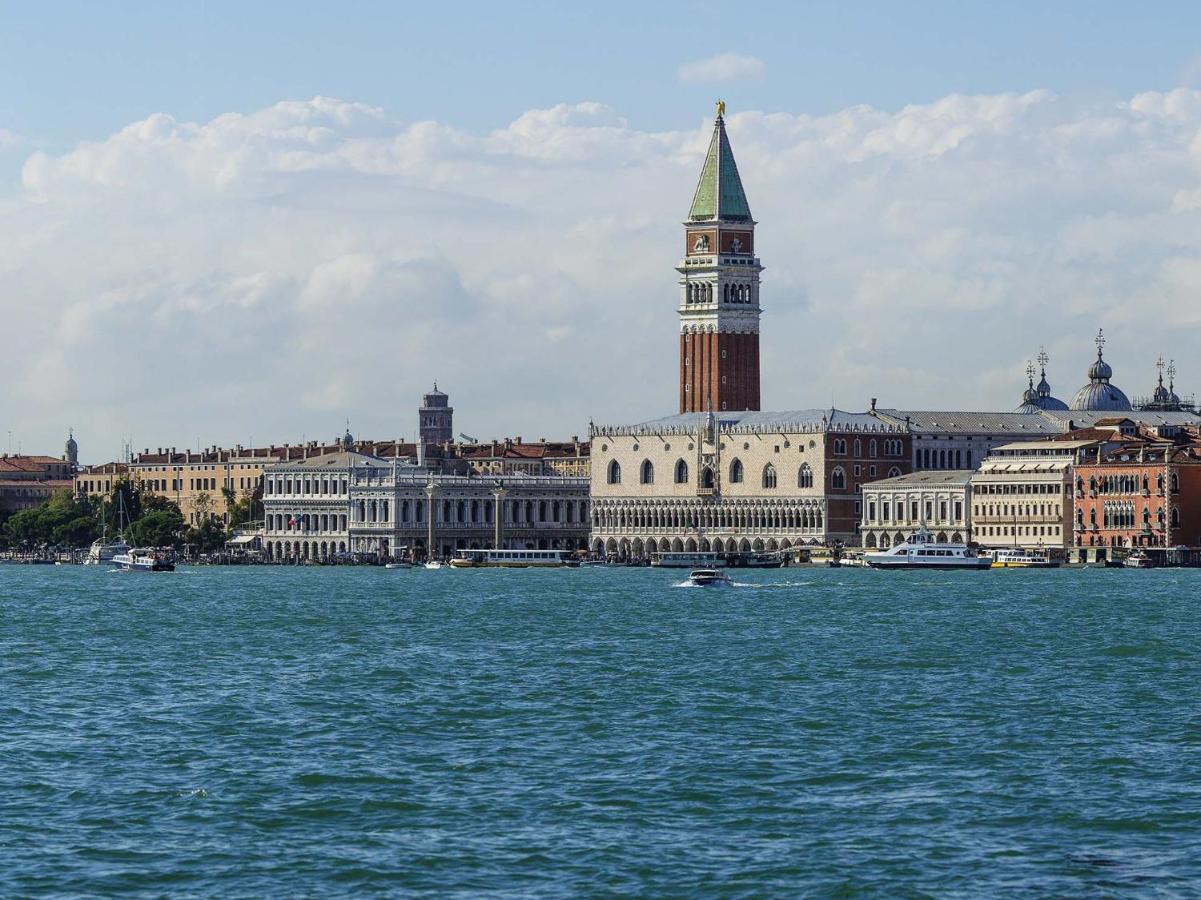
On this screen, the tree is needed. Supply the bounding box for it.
[127,509,184,548]
[184,517,227,554]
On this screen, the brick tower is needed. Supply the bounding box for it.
[419,383,453,448]
[678,102,762,413]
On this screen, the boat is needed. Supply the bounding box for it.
[864,526,991,570]
[651,551,724,569]
[86,537,130,565]
[989,548,1059,569]
[448,549,578,569]
[685,568,733,587]
[1126,550,1153,569]
[112,548,175,572]
[384,562,412,569]
[424,560,445,570]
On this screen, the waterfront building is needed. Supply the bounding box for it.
[860,470,974,549]
[871,406,1062,471]
[590,409,911,557]
[74,462,128,497]
[969,440,1094,552]
[1069,419,1201,555]
[419,384,453,448]
[456,437,589,478]
[347,465,589,560]
[261,450,589,562]
[678,103,762,413]
[0,454,75,514]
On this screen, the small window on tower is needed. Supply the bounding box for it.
[721,376,727,384]
[721,350,727,359]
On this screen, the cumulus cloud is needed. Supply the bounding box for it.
[5,89,1201,458]
[677,52,765,85]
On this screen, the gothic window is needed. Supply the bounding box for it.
[607,460,621,485]
[888,467,901,478]
[798,463,813,488]
[831,467,847,490]
[833,439,847,455]
[853,439,862,457]
[762,463,777,489]
[1172,508,1181,527]
[701,467,715,490]
[640,459,654,484]
[730,459,744,483]
[674,459,689,484]
[869,439,877,458]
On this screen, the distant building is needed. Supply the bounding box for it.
[261,450,589,561]
[860,470,974,550]
[1069,419,1201,557]
[0,455,75,514]
[590,408,911,557]
[419,384,453,448]
[969,440,1090,553]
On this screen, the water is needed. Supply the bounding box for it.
[3,565,1201,896]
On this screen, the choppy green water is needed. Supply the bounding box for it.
[2,564,1201,896]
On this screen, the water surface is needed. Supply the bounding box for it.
[2,565,1200,895]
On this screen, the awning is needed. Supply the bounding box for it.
[227,534,259,546]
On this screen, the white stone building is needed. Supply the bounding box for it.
[860,470,974,549]
[590,409,911,558]
[969,440,1092,552]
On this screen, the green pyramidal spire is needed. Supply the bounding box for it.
[687,111,752,222]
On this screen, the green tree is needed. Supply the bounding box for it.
[127,509,184,548]
[184,517,227,553]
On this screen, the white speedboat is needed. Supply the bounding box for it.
[112,549,175,572]
[864,527,991,570]
[685,568,733,587]
[1126,550,1153,569]
[384,562,412,570]
[424,560,444,570]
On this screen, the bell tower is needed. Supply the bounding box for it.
[678,101,762,413]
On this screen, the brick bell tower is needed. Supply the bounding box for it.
[678,100,762,413]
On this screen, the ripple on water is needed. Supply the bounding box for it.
[3,565,1201,894]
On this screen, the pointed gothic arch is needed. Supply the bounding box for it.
[729,458,744,483]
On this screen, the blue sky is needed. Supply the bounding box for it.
[4,2,1201,460]
[4,1,1199,148]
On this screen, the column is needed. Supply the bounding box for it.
[425,482,437,560]
[493,485,507,549]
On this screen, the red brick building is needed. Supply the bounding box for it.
[1070,419,1201,551]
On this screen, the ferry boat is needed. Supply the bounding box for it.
[989,548,1059,569]
[449,549,578,569]
[651,551,724,569]
[85,537,129,565]
[864,527,991,570]
[685,568,732,587]
[112,549,175,572]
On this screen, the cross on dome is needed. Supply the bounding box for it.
[1095,328,1106,356]
[1037,347,1049,371]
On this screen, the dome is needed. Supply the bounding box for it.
[1071,381,1132,411]
[1071,329,1132,412]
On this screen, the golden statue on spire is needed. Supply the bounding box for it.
[716,99,726,119]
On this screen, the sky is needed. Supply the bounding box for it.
[4,1,1201,462]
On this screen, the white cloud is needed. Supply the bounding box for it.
[677,52,765,85]
[5,89,1201,458]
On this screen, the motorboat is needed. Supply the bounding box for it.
[112,549,175,572]
[86,536,129,565]
[864,526,991,570]
[989,548,1059,569]
[424,560,445,570]
[1126,550,1153,569]
[384,562,412,570]
[685,568,733,587]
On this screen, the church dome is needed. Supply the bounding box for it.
[1016,352,1070,412]
[1070,330,1131,412]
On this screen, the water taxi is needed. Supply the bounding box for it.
[1126,550,1153,569]
[651,551,724,569]
[112,549,175,572]
[449,549,578,569]
[685,568,733,587]
[989,549,1059,569]
[864,527,991,570]
[423,560,445,570]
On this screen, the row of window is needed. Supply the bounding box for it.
[974,504,1062,518]
[612,458,902,490]
[832,438,905,458]
[918,447,973,469]
[866,500,964,524]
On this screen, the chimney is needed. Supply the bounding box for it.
[870,398,877,412]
